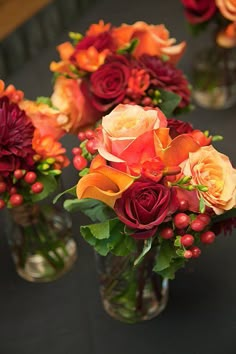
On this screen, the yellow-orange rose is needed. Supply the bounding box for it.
[51,76,100,134]
[216,0,236,21]
[112,22,186,64]
[182,145,236,214]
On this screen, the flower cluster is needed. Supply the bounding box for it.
[181,0,236,47]
[50,20,191,134]
[0,80,69,209]
[66,104,236,279]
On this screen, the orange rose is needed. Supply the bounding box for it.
[19,100,69,140]
[97,104,200,175]
[0,80,24,103]
[51,76,100,134]
[112,22,186,64]
[216,22,236,47]
[216,0,236,21]
[182,145,236,214]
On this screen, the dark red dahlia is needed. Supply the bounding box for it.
[138,54,191,110]
[0,96,35,177]
[167,118,194,139]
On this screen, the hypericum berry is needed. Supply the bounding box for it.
[200,231,216,244]
[31,182,44,194]
[72,147,82,156]
[184,250,192,259]
[190,246,201,258]
[85,129,95,140]
[173,213,190,229]
[0,199,5,209]
[191,218,206,232]
[9,187,17,195]
[24,171,37,184]
[9,193,23,207]
[197,213,211,226]
[0,181,7,193]
[86,140,97,154]
[73,155,87,170]
[181,234,194,247]
[14,169,24,179]
[142,97,152,106]
[78,131,86,141]
[160,227,174,239]
[178,199,189,212]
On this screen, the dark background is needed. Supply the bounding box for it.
[0,0,236,353]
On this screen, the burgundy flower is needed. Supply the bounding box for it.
[181,0,217,24]
[167,118,194,139]
[0,96,35,177]
[88,55,131,112]
[74,31,115,52]
[139,54,191,110]
[114,181,174,239]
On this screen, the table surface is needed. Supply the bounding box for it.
[1,1,236,353]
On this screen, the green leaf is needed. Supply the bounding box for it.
[174,236,181,247]
[158,89,181,117]
[36,96,54,108]
[79,168,89,177]
[53,185,77,204]
[117,38,139,54]
[157,258,185,280]
[31,174,58,202]
[64,198,115,222]
[134,238,153,267]
[199,196,206,213]
[80,218,136,256]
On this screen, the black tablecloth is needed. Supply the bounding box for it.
[1,1,236,353]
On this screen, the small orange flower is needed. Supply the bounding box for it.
[74,46,110,72]
[32,130,69,169]
[0,80,24,103]
[86,20,111,36]
[50,42,76,77]
[57,42,75,61]
[127,69,150,97]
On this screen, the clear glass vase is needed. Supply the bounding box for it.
[7,203,77,282]
[191,44,236,109]
[95,247,168,324]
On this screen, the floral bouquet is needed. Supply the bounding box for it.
[60,103,236,323]
[49,20,191,134]
[0,80,77,282]
[181,0,236,108]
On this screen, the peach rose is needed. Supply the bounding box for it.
[20,100,69,140]
[182,145,236,214]
[216,0,236,21]
[51,76,100,134]
[112,22,186,64]
[98,104,167,172]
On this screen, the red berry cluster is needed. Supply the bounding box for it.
[72,129,98,171]
[159,198,216,260]
[0,170,44,209]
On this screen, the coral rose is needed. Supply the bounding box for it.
[51,76,100,134]
[181,0,217,24]
[182,145,236,214]
[112,22,186,64]
[98,104,167,173]
[216,0,236,21]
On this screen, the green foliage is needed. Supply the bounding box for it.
[80,218,137,256]
[36,96,55,108]
[134,238,153,267]
[117,38,139,54]
[153,240,185,279]
[64,198,115,223]
[53,185,77,204]
[158,89,181,117]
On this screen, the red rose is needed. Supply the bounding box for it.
[88,55,131,112]
[74,31,115,52]
[114,181,174,239]
[167,118,193,139]
[181,0,217,24]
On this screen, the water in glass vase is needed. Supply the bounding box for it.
[95,250,168,324]
[8,203,77,282]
